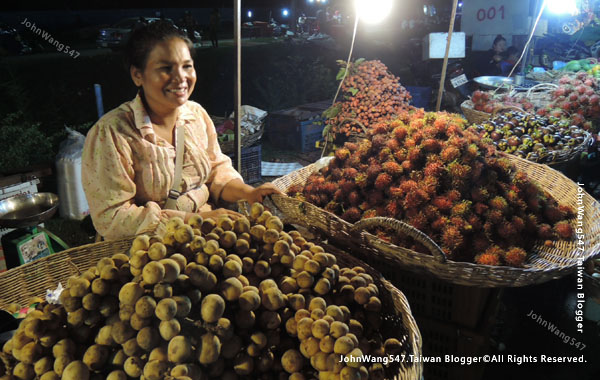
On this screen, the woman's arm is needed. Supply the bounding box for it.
[220,179,282,204]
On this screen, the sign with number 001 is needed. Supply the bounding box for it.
[461,0,530,36]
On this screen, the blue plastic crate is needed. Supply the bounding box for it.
[227,144,261,184]
[405,86,432,109]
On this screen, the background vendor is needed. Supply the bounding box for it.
[82,21,280,240]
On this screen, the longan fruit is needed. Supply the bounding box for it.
[123,356,144,378]
[130,250,149,269]
[311,308,325,320]
[312,319,330,339]
[203,239,220,255]
[285,317,298,336]
[249,202,264,220]
[314,278,331,295]
[220,277,243,301]
[39,370,60,380]
[201,294,225,323]
[330,321,349,339]
[297,317,313,340]
[118,282,144,305]
[261,287,285,311]
[137,326,160,352]
[19,341,42,364]
[288,294,305,311]
[263,229,279,244]
[253,260,271,278]
[148,242,167,261]
[83,344,109,371]
[233,217,251,234]
[238,291,261,311]
[131,234,151,252]
[339,366,361,379]
[249,225,266,241]
[155,298,177,321]
[280,277,298,294]
[95,325,114,346]
[219,231,237,249]
[169,253,187,272]
[256,211,273,225]
[309,297,327,312]
[295,309,311,322]
[167,336,193,364]
[148,346,168,362]
[106,370,127,380]
[159,319,181,341]
[365,297,382,312]
[142,261,165,285]
[122,337,140,356]
[293,255,309,271]
[296,271,314,289]
[301,336,320,357]
[68,278,90,298]
[281,349,304,373]
[53,354,72,376]
[81,293,100,311]
[223,260,242,278]
[235,239,250,255]
[153,283,173,299]
[34,356,53,376]
[198,332,221,365]
[175,225,194,244]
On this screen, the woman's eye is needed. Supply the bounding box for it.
[184,64,193,69]
[160,66,171,72]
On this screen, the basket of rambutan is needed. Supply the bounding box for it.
[271,110,600,287]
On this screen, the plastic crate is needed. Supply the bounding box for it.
[405,86,432,108]
[227,145,261,184]
[267,101,330,152]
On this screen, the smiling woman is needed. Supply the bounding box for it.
[81,21,281,240]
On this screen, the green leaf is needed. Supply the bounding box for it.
[349,87,359,96]
[336,68,348,81]
[336,60,347,66]
[354,58,366,65]
[322,124,331,138]
[322,104,342,119]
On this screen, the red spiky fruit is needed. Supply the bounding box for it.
[374,173,392,190]
[504,247,527,267]
[554,221,573,239]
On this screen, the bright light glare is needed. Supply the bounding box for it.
[247,10,253,18]
[308,0,314,2]
[355,0,393,24]
[282,9,289,17]
[545,0,578,15]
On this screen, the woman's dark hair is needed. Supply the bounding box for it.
[125,20,194,70]
[492,34,506,47]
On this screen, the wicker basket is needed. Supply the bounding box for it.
[270,154,600,288]
[0,238,132,309]
[461,100,492,124]
[519,83,558,110]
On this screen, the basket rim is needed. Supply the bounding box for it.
[270,155,600,287]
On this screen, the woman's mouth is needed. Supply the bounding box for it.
[166,87,188,97]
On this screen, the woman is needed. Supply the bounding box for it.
[82,21,280,240]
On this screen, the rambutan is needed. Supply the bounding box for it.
[374,173,392,190]
[330,168,343,180]
[372,134,388,149]
[363,209,377,219]
[446,124,463,136]
[451,200,472,217]
[448,162,471,181]
[325,201,341,213]
[471,187,489,203]
[424,205,441,220]
[366,164,382,182]
[357,140,372,158]
[464,144,480,159]
[441,226,464,251]
[384,200,400,218]
[475,252,501,266]
[554,221,573,239]
[386,139,401,152]
[447,190,462,202]
[340,179,355,194]
[440,146,461,162]
[287,184,303,196]
[433,118,448,134]
[348,191,361,206]
[399,180,419,194]
[371,123,389,135]
[410,119,424,130]
[422,139,441,153]
[432,196,453,212]
[474,202,489,215]
[378,148,394,162]
[408,148,423,164]
[421,176,439,197]
[489,196,509,213]
[344,142,358,152]
[558,204,575,218]
[497,221,518,240]
[335,148,350,161]
[543,205,566,224]
[359,201,369,211]
[393,126,408,141]
[431,217,449,231]
[343,168,358,180]
[401,160,413,171]
[424,162,445,177]
[394,149,407,162]
[382,161,403,176]
[512,216,526,232]
[368,191,385,208]
[472,236,491,253]
[486,209,504,224]
[322,182,337,195]
[408,212,428,231]
[348,153,362,167]
[341,207,362,223]
[404,189,430,208]
[537,223,556,240]
[333,189,344,202]
[504,247,527,267]
[450,216,469,231]
[403,138,417,149]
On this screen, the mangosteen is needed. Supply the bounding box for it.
[498,139,509,151]
[513,127,525,137]
[526,152,539,161]
[491,130,503,141]
[508,136,521,147]
[522,136,534,147]
[575,136,585,144]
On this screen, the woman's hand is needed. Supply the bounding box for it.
[245,183,283,204]
[200,208,243,219]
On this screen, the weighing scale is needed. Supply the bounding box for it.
[474,76,540,91]
[0,193,69,269]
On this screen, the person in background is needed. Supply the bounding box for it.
[477,35,507,76]
[182,11,197,43]
[500,46,520,76]
[209,8,220,48]
[298,13,307,34]
[82,21,280,240]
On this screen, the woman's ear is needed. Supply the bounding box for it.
[130,65,143,87]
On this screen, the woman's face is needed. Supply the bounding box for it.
[131,37,196,115]
[493,40,506,54]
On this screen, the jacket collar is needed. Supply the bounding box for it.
[130,92,196,143]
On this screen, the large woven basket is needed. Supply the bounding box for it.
[270,154,600,288]
[461,100,492,124]
[0,238,132,309]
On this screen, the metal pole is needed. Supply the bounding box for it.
[234,0,242,173]
[435,0,459,112]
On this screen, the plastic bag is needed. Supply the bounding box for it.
[56,127,90,220]
[229,105,268,135]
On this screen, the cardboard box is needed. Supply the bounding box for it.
[423,32,466,59]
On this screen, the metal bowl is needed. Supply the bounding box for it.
[474,76,515,89]
[0,193,59,229]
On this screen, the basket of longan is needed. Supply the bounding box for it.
[0,204,422,380]
[268,110,600,287]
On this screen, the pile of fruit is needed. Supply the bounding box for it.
[559,59,600,77]
[470,91,534,113]
[288,110,575,267]
[323,59,412,139]
[472,110,589,162]
[536,72,600,131]
[0,209,411,380]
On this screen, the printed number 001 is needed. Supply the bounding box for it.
[477,5,505,21]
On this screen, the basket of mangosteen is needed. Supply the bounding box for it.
[470,109,593,166]
[268,109,600,287]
